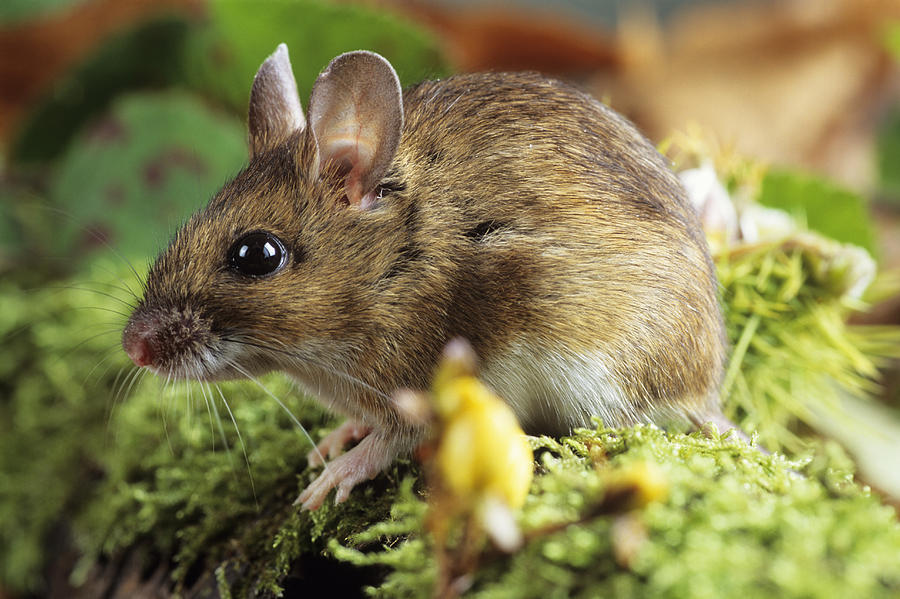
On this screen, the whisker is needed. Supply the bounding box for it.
[112,365,139,408]
[225,360,327,469]
[107,365,135,441]
[186,374,194,430]
[76,275,139,305]
[72,305,132,320]
[214,383,259,509]
[43,284,137,311]
[44,329,122,371]
[37,203,145,286]
[207,384,230,456]
[0,321,37,346]
[112,367,151,445]
[122,365,146,408]
[91,263,142,303]
[207,383,242,496]
[85,344,126,387]
[221,335,394,403]
[200,381,217,451]
[158,378,175,455]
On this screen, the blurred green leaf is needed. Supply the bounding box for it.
[0,188,21,265]
[0,180,63,277]
[50,92,247,260]
[877,105,900,203]
[183,0,449,113]
[757,169,877,256]
[0,0,86,24]
[11,16,197,164]
[883,20,900,59]
[10,2,448,165]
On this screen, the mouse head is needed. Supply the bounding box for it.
[122,44,406,380]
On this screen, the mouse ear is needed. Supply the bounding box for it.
[308,51,403,209]
[248,43,306,158]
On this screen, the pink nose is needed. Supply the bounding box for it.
[122,326,156,368]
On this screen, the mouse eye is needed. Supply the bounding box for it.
[228,231,287,277]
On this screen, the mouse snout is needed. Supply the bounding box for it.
[121,306,215,376]
[122,317,159,368]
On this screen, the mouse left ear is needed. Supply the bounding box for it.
[308,51,403,209]
[248,43,306,158]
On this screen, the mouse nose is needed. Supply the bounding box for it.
[122,321,157,368]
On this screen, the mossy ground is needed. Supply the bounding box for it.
[1,253,899,597]
[334,426,900,599]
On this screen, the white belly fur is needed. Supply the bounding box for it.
[481,341,647,434]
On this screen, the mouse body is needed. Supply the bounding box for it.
[122,44,727,509]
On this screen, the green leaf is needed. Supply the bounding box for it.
[877,105,900,203]
[185,0,449,113]
[50,92,247,260]
[11,16,197,164]
[883,20,900,59]
[757,168,877,255]
[0,0,86,24]
[10,2,447,165]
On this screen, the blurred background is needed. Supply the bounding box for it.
[1,0,900,596]
[2,0,899,287]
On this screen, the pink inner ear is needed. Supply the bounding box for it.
[319,133,376,206]
[346,170,365,206]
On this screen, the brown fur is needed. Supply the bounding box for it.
[125,51,727,506]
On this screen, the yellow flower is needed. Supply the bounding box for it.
[430,339,533,550]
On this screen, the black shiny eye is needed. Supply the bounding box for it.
[228,231,287,277]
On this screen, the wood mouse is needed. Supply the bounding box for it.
[122,44,728,510]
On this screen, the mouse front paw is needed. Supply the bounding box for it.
[296,432,394,510]
[307,420,373,467]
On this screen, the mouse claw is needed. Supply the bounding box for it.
[296,432,395,511]
[296,468,338,510]
[307,420,372,468]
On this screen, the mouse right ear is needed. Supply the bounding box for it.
[248,43,306,158]
[307,51,403,209]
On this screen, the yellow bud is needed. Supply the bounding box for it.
[603,462,668,510]
[435,377,533,510]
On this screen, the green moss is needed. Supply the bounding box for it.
[0,260,136,590]
[3,137,900,595]
[717,241,900,451]
[68,313,402,595]
[333,425,900,599]
[13,5,896,595]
